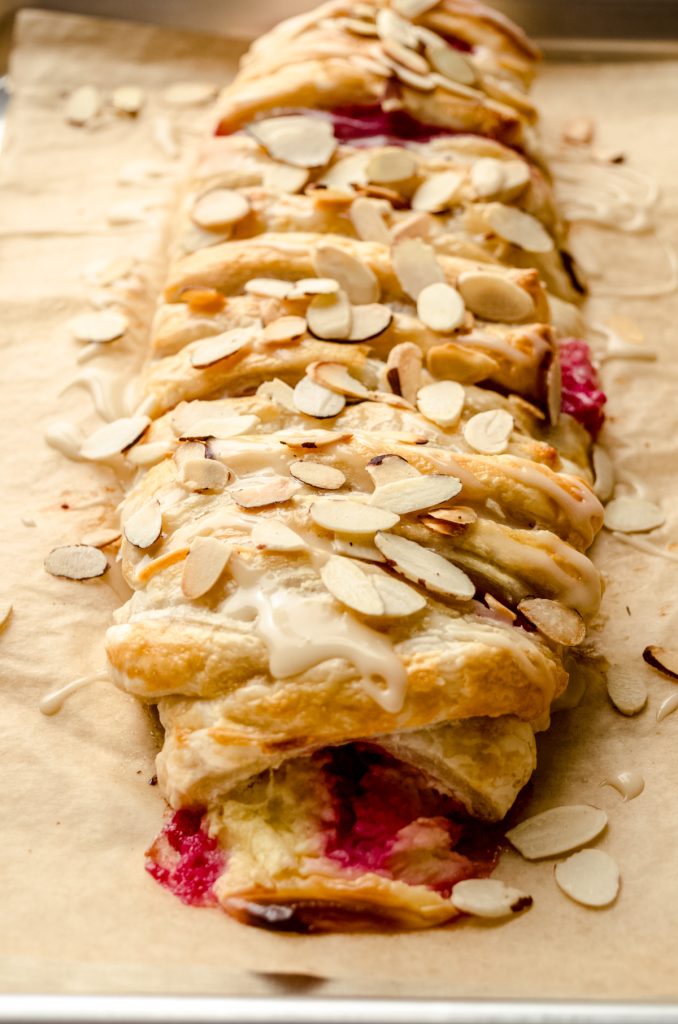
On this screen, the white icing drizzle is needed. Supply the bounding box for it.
[657,692,678,723]
[39,671,108,716]
[506,458,602,535]
[61,368,129,422]
[44,420,84,461]
[611,533,678,565]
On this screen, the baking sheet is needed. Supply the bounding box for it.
[1,7,678,1005]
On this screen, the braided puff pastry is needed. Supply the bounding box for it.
[105,0,606,930]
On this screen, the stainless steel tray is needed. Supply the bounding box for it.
[0,3,677,1021]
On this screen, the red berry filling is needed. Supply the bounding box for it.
[145,808,224,907]
[559,338,606,437]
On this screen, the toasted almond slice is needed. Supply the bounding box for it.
[604,496,664,533]
[288,277,340,298]
[642,645,678,680]
[347,303,393,342]
[463,409,513,454]
[279,429,351,450]
[181,537,232,599]
[45,545,108,580]
[262,316,307,345]
[71,310,128,344]
[374,531,474,599]
[231,477,299,508]
[555,849,619,908]
[163,81,217,106]
[136,546,190,584]
[263,161,310,194]
[65,85,101,126]
[485,593,517,623]
[318,152,369,190]
[257,378,296,412]
[248,115,336,169]
[426,45,477,85]
[426,342,499,384]
[429,506,477,527]
[181,458,230,492]
[333,538,385,563]
[417,380,465,428]
[251,521,307,552]
[244,278,293,299]
[369,391,416,411]
[321,555,385,615]
[290,460,346,490]
[0,602,13,628]
[306,290,352,340]
[123,500,162,549]
[81,415,150,461]
[365,147,418,185]
[190,326,256,369]
[80,528,122,548]
[392,0,440,14]
[293,377,346,419]
[518,598,586,647]
[451,879,532,919]
[484,203,554,254]
[349,197,392,244]
[470,158,506,199]
[370,474,462,514]
[353,182,408,207]
[308,362,369,399]
[112,85,145,115]
[386,343,423,406]
[191,189,250,231]
[179,415,259,441]
[392,239,445,299]
[385,58,436,92]
[382,38,430,76]
[313,244,380,304]
[376,7,420,48]
[506,805,607,861]
[366,453,420,488]
[606,669,648,716]
[592,445,615,503]
[391,211,433,242]
[411,171,463,214]
[416,281,465,333]
[429,73,484,100]
[457,271,534,323]
[174,440,207,471]
[311,499,399,535]
[370,571,426,616]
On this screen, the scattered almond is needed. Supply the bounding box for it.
[190,326,256,369]
[518,598,586,647]
[349,197,391,244]
[248,115,336,168]
[463,409,513,454]
[386,342,422,405]
[290,461,346,490]
[366,453,420,488]
[604,496,664,534]
[370,474,462,515]
[293,377,346,418]
[65,85,101,126]
[321,555,385,615]
[411,171,463,213]
[374,531,474,599]
[262,316,307,345]
[251,521,307,552]
[231,478,299,508]
[606,669,648,716]
[112,85,145,115]
[417,380,465,428]
[562,117,595,146]
[470,158,506,199]
[71,310,128,344]
[318,152,369,190]
[311,498,399,535]
[555,849,619,908]
[392,238,445,299]
[306,291,352,340]
[181,537,232,599]
[416,281,465,333]
[308,362,369,399]
[385,59,436,92]
[592,445,615,503]
[174,440,206,471]
[602,771,645,802]
[347,303,393,341]
[657,693,678,723]
[426,45,477,86]
[123,500,162,549]
[457,271,534,322]
[451,879,532,919]
[313,244,380,304]
[81,416,150,461]
[191,189,250,230]
[45,545,108,580]
[257,378,296,412]
[642,645,678,680]
[365,147,417,185]
[506,805,608,860]
[163,81,217,106]
[484,203,554,253]
[180,458,229,492]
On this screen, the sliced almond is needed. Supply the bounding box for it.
[80,528,122,548]
[288,277,340,298]
[392,239,445,300]
[546,353,562,428]
[602,771,645,802]
[429,73,483,100]
[231,477,299,508]
[290,461,346,490]
[179,415,259,441]
[416,282,465,333]
[470,158,506,199]
[81,416,150,461]
[263,161,310,194]
[518,598,586,647]
[382,38,430,76]
[555,849,620,908]
[181,458,230,492]
[417,380,465,428]
[278,429,351,450]
[321,555,385,615]
[311,499,399,535]
[181,537,232,599]
[366,453,420,488]
[262,316,307,345]
[65,85,101,126]
[507,805,607,861]
[385,59,436,92]
[426,342,498,384]
[392,0,440,15]
[308,362,369,399]
[163,82,217,106]
[248,115,336,169]
[313,245,380,304]
[190,326,256,369]
[318,152,369,190]
[347,303,393,341]
[451,879,532,919]
[426,46,477,86]
[562,117,595,146]
[604,496,664,534]
[333,538,386,563]
[244,278,293,299]
[191,189,250,231]
[457,271,534,323]
[353,182,408,207]
[428,507,477,527]
[111,85,144,115]
[502,160,531,194]
[484,203,554,254]
[391,211,433,242]
[305,183,356,208]
[71,310,128,344]
[293,377,346,419]
[374,531,474,599]
[335,16,379,37]
[411,171,463,214]
[257,378,296,412]
[45,545,108,580]
[657,693,678,723]
[251,521,307,552]
[376,7,419,48]
[123,500,162,549]
[174,440,207,471]
[592,445,615,503]
[606,669,648,716]
[485,593,517,623]
[463,409,513,454]
[306,290,352,340]
[386,342,422,406]
[349,197,391,244]
[365,147,418,186]
[370,474,462,515]
[370,571,426,616]
[642,645,678,680]
[369,391,416,411]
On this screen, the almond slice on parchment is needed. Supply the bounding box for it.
[374,531,474,599]
[306,290,352,340]
[191,189,251,231]
[417,380,465,428]
[311,498,399,535]
[603,496,665,533]
[45,545,108,580]
[65,85,101,126]
[248,115,337,168]
[451,879,532,919]
[554,849,620,908]
[293,377,346,419]
[80,416,150,461]
[506,805,608,860]
[181,537,232,599]
[370,474,462,515]
[290,460,346,490]
[518,598,586,647]
[251,521,308,552]
[123,500,162,549]
[642,645,678,680]
[392,239,445,300]
[457,271,535,322]
[463,409,514,454]
[313,244,380,304]
[606,668,648,716]
[592,445,615,503]
[416,281,466,332]
[70,310,128,344]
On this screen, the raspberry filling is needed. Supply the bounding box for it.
[321,746,500,898]
[559,338,607,437]
[145,808,224,907]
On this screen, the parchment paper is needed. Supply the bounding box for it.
[1,8,677,1000]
